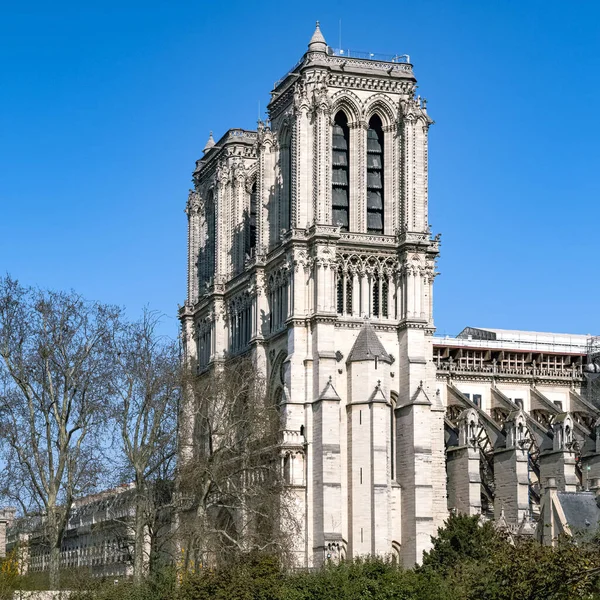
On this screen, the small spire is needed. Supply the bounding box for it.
[203,131,215,154]
[308,20,327,53]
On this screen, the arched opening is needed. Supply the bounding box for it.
[367,114,384,234]
[332,111,350,231]
[245,181,258,256]
[281,130,292,231]
[200,190,216,289]
[390,392,398,480]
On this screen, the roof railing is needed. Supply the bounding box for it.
[327,48,410,63]
[273,49,411,89]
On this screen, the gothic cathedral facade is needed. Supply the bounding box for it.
[179,24,447,567]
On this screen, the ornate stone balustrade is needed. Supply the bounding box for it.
[437,362,583,380]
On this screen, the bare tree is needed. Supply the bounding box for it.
[178,357,298,568]
[110,310,180,583]
[0,276,120,588]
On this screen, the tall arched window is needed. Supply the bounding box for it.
[390,393,398,480]
[332,111,350,231]
[367,114,384,234]
[200,190,216,289]
[281,132,292,231]
[245,181,257,256]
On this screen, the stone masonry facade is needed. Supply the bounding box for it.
[179,24,446,568]
[179,24,600,569]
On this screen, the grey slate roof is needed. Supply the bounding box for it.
[346,322,393,364]
[557,492,600,537]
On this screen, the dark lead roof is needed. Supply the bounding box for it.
[557,492,600,537]
[347,322,393,364]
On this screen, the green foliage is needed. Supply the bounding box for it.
[178,552,283,600]
[10,517,600,599]
[70,568,177,600]
[420,513,504,577]
[282,557,453,600]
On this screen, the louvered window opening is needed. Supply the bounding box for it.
[332,112,350,231]
[201,192,216,288]
[372,276,390,318]
[198,326,212,370]
[283,143,292,230]
[269,279,289,334]
[245,182,258,257]
[367,115,384,234]
[230,302,252,353]
[336,268,352,315]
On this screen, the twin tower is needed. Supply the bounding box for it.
[179,23,447,566]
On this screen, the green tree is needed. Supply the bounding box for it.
[420,513,503,578]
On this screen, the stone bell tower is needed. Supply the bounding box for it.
[180,22,446,568]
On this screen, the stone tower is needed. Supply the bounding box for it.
[179,22,446,567]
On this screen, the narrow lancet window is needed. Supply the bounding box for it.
[200,190,216,290]
[285,144,292,230]
[246,182,257,257]
[280,132,292,232]
[332,111,350,231]
[367,115,384,234]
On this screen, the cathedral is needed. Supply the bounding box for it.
[3,23,600,578]
[178,22,600,569]
[179,22,445,567]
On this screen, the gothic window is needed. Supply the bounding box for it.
[197,322,212,370]
[390,393,398,480]
[336,267,353,316]
[346,277,352,314]
[332,111,350,231]
[371,273,391,319]
[229,294,252,354]
[268,272,289,334]
[382,277,389,318]
[245,181,258,256]
[367,114,384,234]
[281,132,292,231]
[372,277,380,317]
[201,190,216,288]
[285,143,292,230]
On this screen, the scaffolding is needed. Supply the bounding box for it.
[584,336,600,406]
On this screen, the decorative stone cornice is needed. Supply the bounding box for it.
[328,74,414,94]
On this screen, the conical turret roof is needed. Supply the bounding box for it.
[347,322,393,364]
[203,131,215,154]
[308,21,327,53]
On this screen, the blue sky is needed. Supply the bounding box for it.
[1,0,598,338]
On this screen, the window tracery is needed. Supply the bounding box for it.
[335,252,397,319]
[280,128,292,231]
[245,181,258,258]
[366,114,384,234]
[228,291,253,353]
[267,266,290,333]
[197,317,213,370]
[332,111,350,231]
[198,190,216,292]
